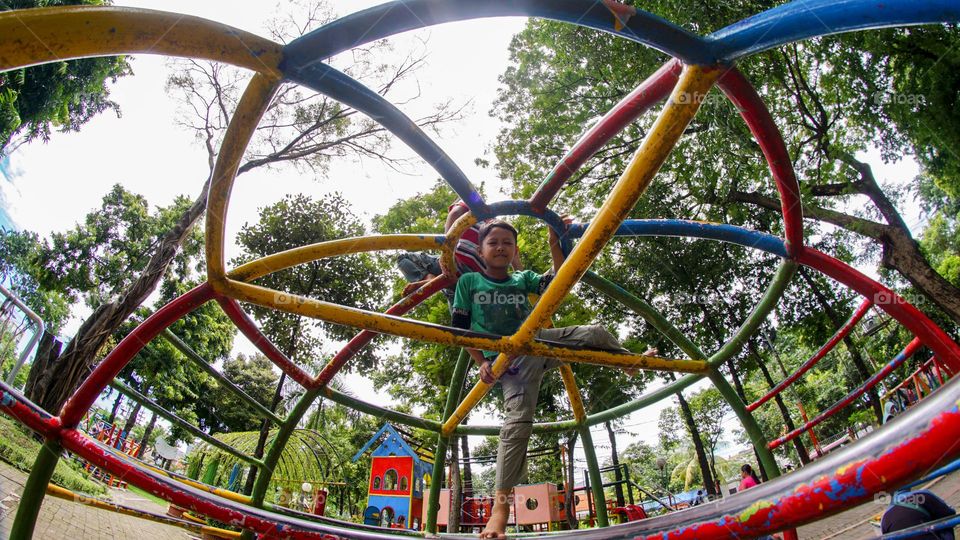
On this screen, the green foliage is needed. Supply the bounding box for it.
[233,193,387,374]
[38,184,203,311]
[209,353,279,433]
[0,229,70,332]
[0,1,131,154]
[0,414,105,496]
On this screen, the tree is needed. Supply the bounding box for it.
[686,388,730,488]
[0,1,132,155]
[24,185,209,413]
[492,7,960,325]
[210,353,279,433]
[0,230,70,332]
[232,192,387,492]
[19,0,458,418]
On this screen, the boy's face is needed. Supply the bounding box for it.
[479,227,517,270]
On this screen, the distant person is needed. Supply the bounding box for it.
[739,464,760,492]
[881,490,955,539]
[692,489,707,506]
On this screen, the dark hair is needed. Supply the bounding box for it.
[741,464,760,483]
[477,219,518,246]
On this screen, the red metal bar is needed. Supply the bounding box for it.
[769,338,922,450]
[797,248,960,373]
[717,68,804,256]
[0,382,59,437]
[312,274,453,388]
[747,298,872,412]
[217,297,314,388]
[58,429,342,539]
[528,59,682,212]
[59,283,215,428]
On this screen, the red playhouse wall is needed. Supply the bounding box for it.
[369,455,413,495]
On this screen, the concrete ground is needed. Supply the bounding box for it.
[0,460,189,539]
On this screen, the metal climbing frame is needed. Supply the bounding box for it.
[1,1,959,539]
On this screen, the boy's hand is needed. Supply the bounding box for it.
[625,347,658,377]
[402,276,433,296]
[479,359,497,384]
[548,215,574,243]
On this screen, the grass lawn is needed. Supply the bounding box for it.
[127,484,169,508]
[0,414,106,496]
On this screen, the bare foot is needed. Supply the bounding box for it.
[479,492,510,539]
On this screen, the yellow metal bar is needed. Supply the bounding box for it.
[559,364,587,424]
[0,7,282,77]
[228,234,445,282]
[514,64,721,343]
[439,212,478,276]
[206,73,282,287]
[219,277,704,372]
[441,64,722,436]
[111,451,254,504]
[45,483,241,538]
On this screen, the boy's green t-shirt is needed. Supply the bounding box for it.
[452,270,552,340]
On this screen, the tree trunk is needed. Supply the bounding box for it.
[244,371,286,495]
[121,401,143,439]
[107,391,123,425]
[24,181,210,416]
[747,342,811,464]
[460,435,473,498]
[676,391,715,496]
[136,412,158,459]
[799,268,884,423]
[449,440,462,534]
[23,329,63,412]
[728,169,960,326]
[604,421,625,507]
[564,432,579,529]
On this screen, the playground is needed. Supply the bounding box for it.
[1,0,960,539]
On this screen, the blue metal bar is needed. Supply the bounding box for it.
[285,62,488,217]
[897,456,960,493]
[710,0,960,62]
[566,219,788,258]
[283,0,711,69]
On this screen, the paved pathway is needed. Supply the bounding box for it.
[0,461,189,539]
[796,467,960,539]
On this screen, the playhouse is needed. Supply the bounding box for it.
[353,423,433,530]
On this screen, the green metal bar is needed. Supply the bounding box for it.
[578,425,609,527]
[583,271,705,360]
[707,261,797,368]
[582,266,786,476]
[110,380,262,467]
[249,387,322,507]
[161,329,284,424]
[709,370,780,478]
[321,380,581,436]
[586,373,704,426]
[10,440,61,539]
[427,349,471,534]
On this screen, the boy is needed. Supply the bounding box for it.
[451,219,652,539]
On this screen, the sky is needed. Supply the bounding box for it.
[1,0,929,479]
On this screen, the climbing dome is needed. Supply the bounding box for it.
[3,1,960,538]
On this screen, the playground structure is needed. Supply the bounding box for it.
[0,1,959,539]
[354,423,434,531]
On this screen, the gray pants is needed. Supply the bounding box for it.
[495,325,626,490]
